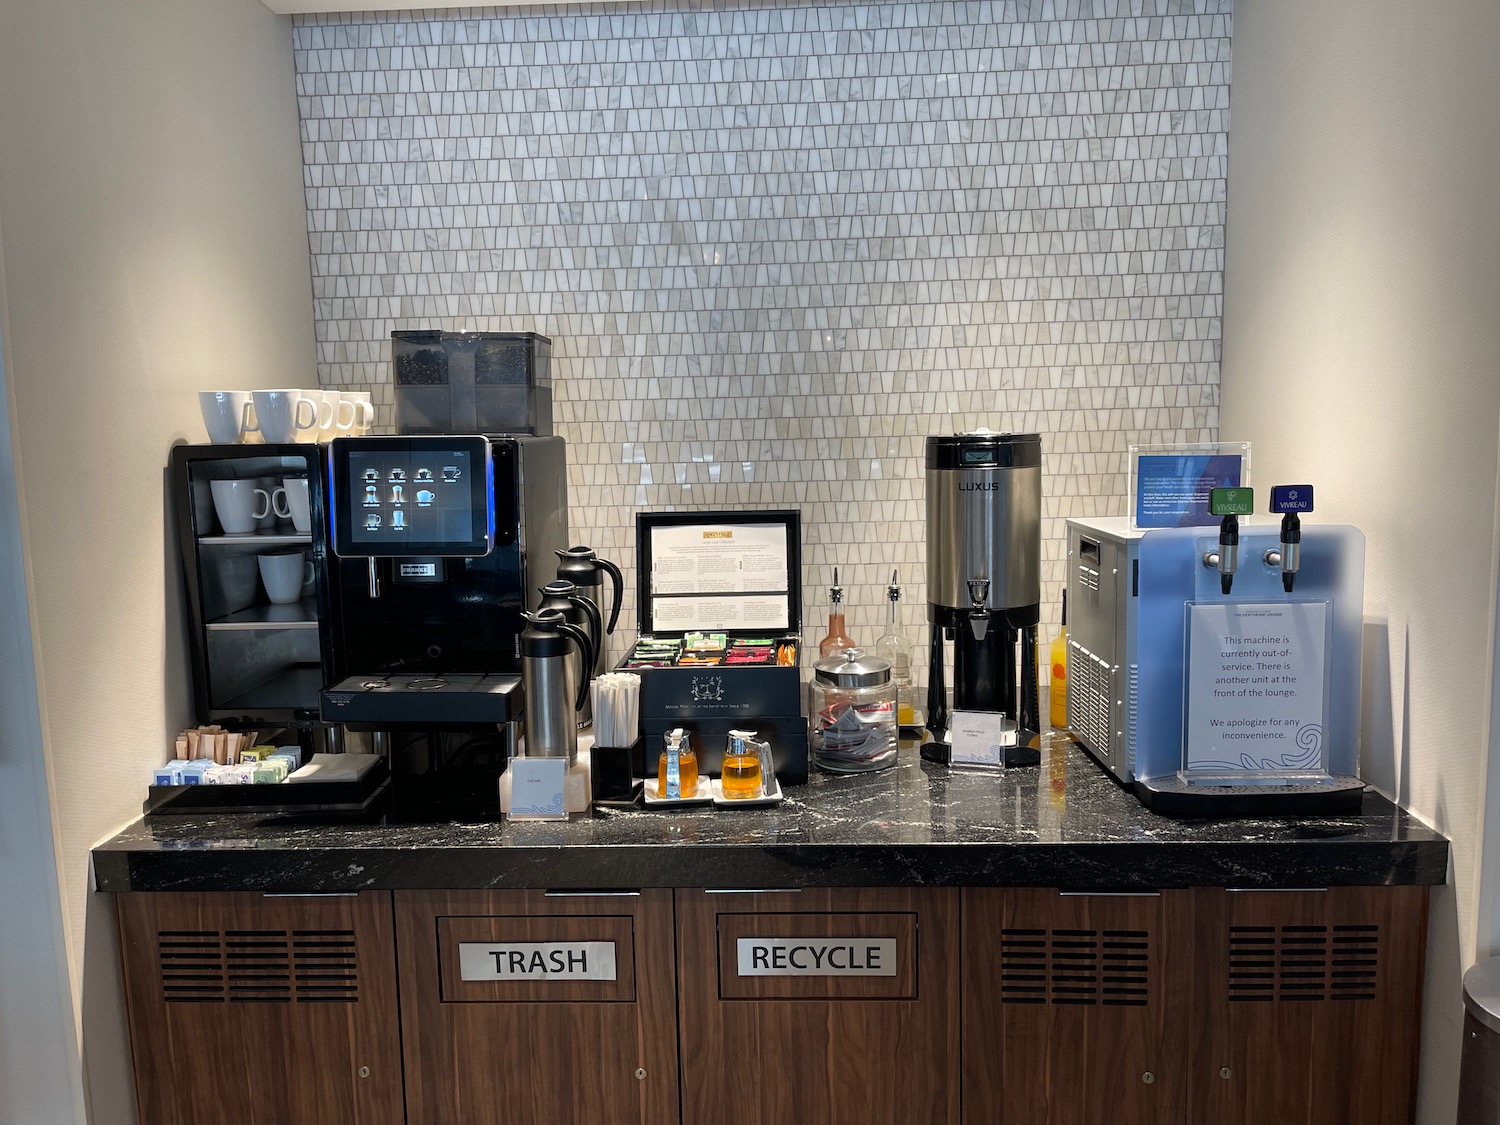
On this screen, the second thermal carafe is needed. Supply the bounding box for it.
[924,432,1042,759]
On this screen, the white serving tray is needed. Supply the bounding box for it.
[642,777,714,807]
[710,775,784,809]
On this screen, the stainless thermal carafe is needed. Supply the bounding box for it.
[520,610,594,762]
[538,580,602,728]
[555,546,624,676]
[924,431,1043,756]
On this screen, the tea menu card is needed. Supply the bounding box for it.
[648,522,791,631]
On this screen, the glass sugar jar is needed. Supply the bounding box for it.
[811,648,898,773]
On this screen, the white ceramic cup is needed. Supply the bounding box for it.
[282,477,311,534]
[254,477,287,530]
[199,391,255,444]
[317,391,358,439]
[294,393,333,444]
[257,549,314,605]
[343,391,375,435]
[210,479,273,535]
[249,390,320,444]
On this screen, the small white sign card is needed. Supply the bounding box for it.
[1184,601,1329,778]
[507,757,569,819]
[948,709,1018,768]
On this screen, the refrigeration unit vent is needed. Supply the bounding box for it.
[1227,923,1380,1003]
[1066,641,1114,757]
[998,927,1150,1007]
[157,929,360,1004]
[1076,564,1100,592]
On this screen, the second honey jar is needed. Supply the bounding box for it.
[720,730,771,799]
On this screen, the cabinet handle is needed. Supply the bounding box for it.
[543,890,642,897]
[1226,887,1328,894]
[1058,891,1161,898]
[705,888,802,895]
[263,892,359,898]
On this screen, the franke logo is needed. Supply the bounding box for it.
[958,482,1002,491]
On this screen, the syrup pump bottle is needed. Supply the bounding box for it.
[874,569,914,727]
[819,567,857,658]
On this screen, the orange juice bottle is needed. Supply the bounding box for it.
[1048,591,1068,730]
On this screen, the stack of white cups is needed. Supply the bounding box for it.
[198,389,375,444]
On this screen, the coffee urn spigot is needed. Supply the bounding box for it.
[967,578,991,641]
[1267,484,1314,593]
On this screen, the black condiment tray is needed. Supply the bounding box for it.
[143,758,390,816]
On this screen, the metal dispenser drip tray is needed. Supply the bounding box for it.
[321,673,521,725]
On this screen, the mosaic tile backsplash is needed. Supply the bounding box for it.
[294,0,1230,670]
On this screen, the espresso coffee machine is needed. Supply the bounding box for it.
[318,434,567,736]
[923,431,1043,763]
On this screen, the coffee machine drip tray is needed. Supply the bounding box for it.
[322,673,521,726]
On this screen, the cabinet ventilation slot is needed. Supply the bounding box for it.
[1228,923,1379,1002]
[1066,641,1114,758]
[1077,565,1100,592]
[999,927,1150,1007]
[157,929,360,1004]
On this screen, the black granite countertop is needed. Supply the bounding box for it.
[92,741,1448,894]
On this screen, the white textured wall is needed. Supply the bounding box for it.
[0,226,85,1124]
[1220,2,1500,1122]
[295,0,1231,657]
[0,0,317,1117]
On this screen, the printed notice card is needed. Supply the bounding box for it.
[1184,601,1328,776]
[1134,452,1244,528]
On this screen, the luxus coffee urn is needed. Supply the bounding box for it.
[923,431,1043,762]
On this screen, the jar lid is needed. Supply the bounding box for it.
[814,647,891,688]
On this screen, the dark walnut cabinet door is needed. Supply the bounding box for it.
[116,891,403,1125]
[675,887,961,1125]
[1188,886,1428,1125]
[395,889,680,1125]
[961,888,1192,1125]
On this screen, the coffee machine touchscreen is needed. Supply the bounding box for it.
[329,436,494,557]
